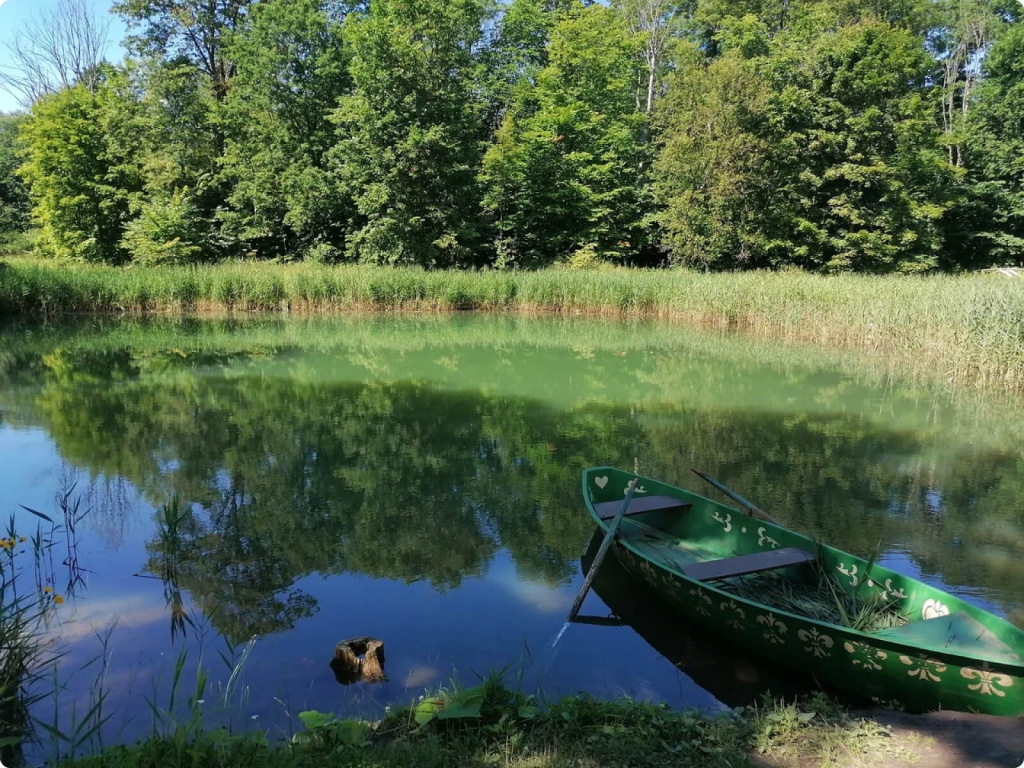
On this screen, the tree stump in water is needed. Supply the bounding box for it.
[330,637,387,685]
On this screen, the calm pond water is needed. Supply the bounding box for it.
[1,313,1023,752]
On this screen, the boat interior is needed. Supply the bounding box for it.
[595,495,814,582]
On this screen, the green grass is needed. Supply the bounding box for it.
[50,675,916,768]
[2,261,1023,390]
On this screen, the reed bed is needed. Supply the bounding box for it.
[2,261,1023,390]
[0,488,84,766]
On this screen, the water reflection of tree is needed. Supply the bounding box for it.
[8,341,1024,641]
[100,375,609,642]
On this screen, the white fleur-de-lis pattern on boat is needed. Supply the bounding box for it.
[690,588,712,617]
[712,510,732,533]
[921,599,950,620]
[798,627,834,658]
[837,563,859,587]
[720,600,746,630]
[882,579,907,599]
[961,664,1014,697]
[624,478,647,495]
[661,573,683,603]
[900,655,946,682]
[757,613,788,645]
[843,641,888,671]
[757,527,779,549]
[638,559,658,586]
[867,578,908,600]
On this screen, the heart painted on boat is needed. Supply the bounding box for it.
[595,476,608,489]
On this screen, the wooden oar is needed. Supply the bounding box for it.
[690,468,782,527]
[553,476,639,646]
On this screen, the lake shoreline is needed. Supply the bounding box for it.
[45,681,1022,768]
[2,260,1024,392]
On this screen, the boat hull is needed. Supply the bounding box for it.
[612,543,1024,715]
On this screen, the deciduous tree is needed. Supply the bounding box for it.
[113,0,254,100]
[19,67,142,263]
[962,20,1024,264]
[221,0,356,260]
[615,0,683,113]
[0,115,30,244]
[482,3,652,267]
[330,0,488,266]
[658,17,961,272]
[0,0,110,107]
[479,0,555,137]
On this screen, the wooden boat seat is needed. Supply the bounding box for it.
[873,611,1021,662]
[594,495,692,521]
[682,547,816,582]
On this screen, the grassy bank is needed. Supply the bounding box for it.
[51,676,916,768]
[1,261,1023,390]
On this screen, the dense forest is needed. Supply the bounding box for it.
[1,0,1023,272]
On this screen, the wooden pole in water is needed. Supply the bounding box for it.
[690,468,782,527]
[565,476,639,625]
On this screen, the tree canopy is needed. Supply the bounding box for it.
[483,4,653,267]
[0,115,30,244]
[3,0,1023,270]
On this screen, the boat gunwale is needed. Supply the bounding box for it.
[581,466,1024,674]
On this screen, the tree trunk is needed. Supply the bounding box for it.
[330,637,388,685]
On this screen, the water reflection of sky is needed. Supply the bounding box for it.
[25,514,718,752]
[878,550,1005,615]
[0,426,60,512]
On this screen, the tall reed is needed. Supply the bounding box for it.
[2,262,1024,390]
[0,504,73,766]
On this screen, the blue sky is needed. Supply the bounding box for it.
[0,0,127,112]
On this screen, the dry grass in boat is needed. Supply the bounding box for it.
[721,567,908,633]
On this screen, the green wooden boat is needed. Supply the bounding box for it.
[582,466,1024,716]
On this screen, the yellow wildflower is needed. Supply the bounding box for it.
[43,586,53,594]
[19,537,26,543]
[54,595,64,605]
